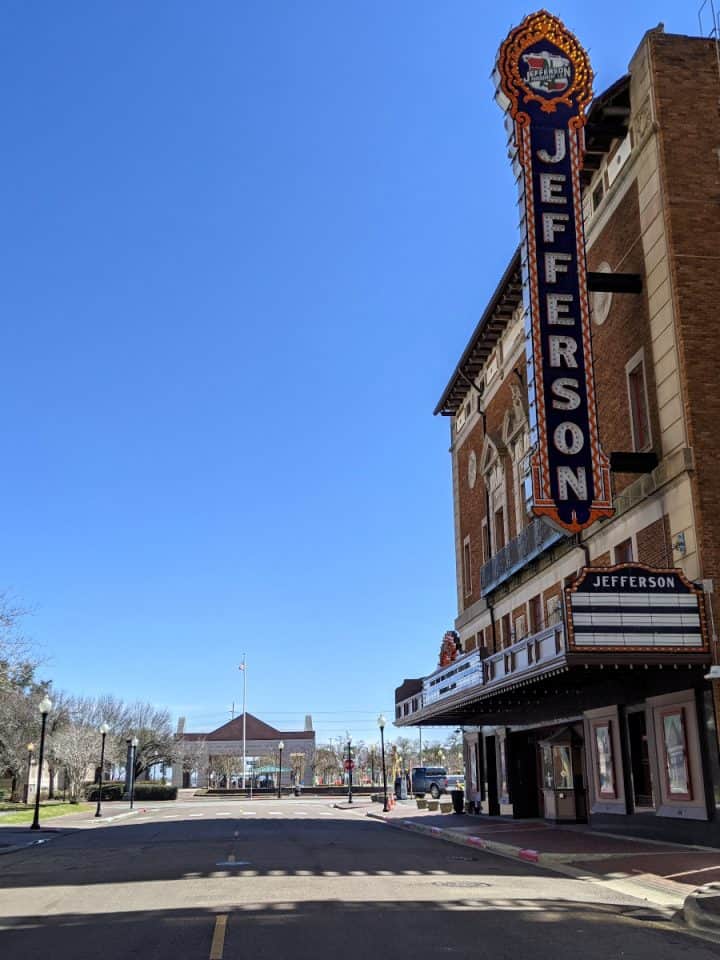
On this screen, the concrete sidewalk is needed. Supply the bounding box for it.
[366,801,720,935]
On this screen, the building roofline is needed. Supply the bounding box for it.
[433,249,522,417]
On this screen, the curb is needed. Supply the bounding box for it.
[89,808,142,824]
[364,811,711,925]
[683,884,720,935]
[366,811,541,866]
[368,812,541,862]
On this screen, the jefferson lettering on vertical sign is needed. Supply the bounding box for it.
[495,11,614,533]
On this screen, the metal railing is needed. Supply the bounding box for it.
[484,620,566,686]
[480,518,566,593]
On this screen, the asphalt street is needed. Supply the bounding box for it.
[0,797,717,959]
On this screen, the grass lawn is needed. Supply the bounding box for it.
[0,803,92,825]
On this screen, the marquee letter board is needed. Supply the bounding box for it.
[565,563,708,652]
[495,11,614,533]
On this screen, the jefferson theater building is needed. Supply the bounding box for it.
[394,19,720,843]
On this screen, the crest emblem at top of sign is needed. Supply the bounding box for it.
[496,10,593,116]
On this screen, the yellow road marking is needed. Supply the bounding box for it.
[209,914,228,960]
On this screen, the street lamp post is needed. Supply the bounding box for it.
[95,723,110,818]
[277,741,284,799]
[24,743,35,805]
[346,733,353,804]
[30,696,53,831]
[378,714,389,812]
[129,737,139,810]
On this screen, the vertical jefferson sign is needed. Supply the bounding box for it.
[495,11,613,533]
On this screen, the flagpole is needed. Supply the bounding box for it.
[241,655,247,790]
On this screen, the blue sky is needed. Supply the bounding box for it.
[0,2,704,747]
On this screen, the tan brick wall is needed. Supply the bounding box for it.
[652,32,720,633]
[588,181,660,496]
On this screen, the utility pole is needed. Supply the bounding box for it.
[239,656,247,790]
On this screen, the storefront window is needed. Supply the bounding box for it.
[498,738,508,799]
[662,709,692,799]
[542,746,554,788]
[594,722,615,798]
[552,745,573,790]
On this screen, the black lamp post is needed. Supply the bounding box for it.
[346,732,353,804]
[30,696,53,830]
[277,741,284,799]
[378,714,389,812]
[95,722,110,818]
[129,737,139,810]
[24,743,35,805]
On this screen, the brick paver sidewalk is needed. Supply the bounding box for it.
[367,801,720,906]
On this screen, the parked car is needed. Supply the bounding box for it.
[410,766,449,798]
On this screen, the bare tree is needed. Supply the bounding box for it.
[209,753,242,787]
[289,751,306,785]
[119,701,176,780]
[0,594,49,801]
[175,738,207,785]
[51,724,98,802]
[314,746,341,785]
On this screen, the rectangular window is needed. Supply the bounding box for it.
[463,537,472,598]
[627,353,651,451]
[481,519,490,563]
[627,709,654,809]
[662,708,692,801]
[514,614,527,642]
[546,594,562,626]
[494,508,506,552]
[592,180,604,211]
[615,538,633,563]
[529,594,543,634]
[501,613,512,649]
[593,721,616,798]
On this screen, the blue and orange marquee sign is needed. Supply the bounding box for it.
[495,11,614,533]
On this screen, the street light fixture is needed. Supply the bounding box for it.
[24,743,35,805]
[277,741,284,799]
[95,723,111,818]
[129,737,139,810]
[30,696,52,830]
[346,732,353,805]
[377,714,389,813]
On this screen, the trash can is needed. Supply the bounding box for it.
[294,785,302,797]
[451,789,465,814]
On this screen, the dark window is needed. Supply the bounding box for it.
[501,613,512,649]
[494,508,506,552]
[529,594,543,633]
[592,180,604,210]
[628,360,650,451]
[463,539,472,597]
[482,521,491,563]
[627,710,655,809]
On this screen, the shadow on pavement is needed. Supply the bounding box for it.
[0,899,713,960]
